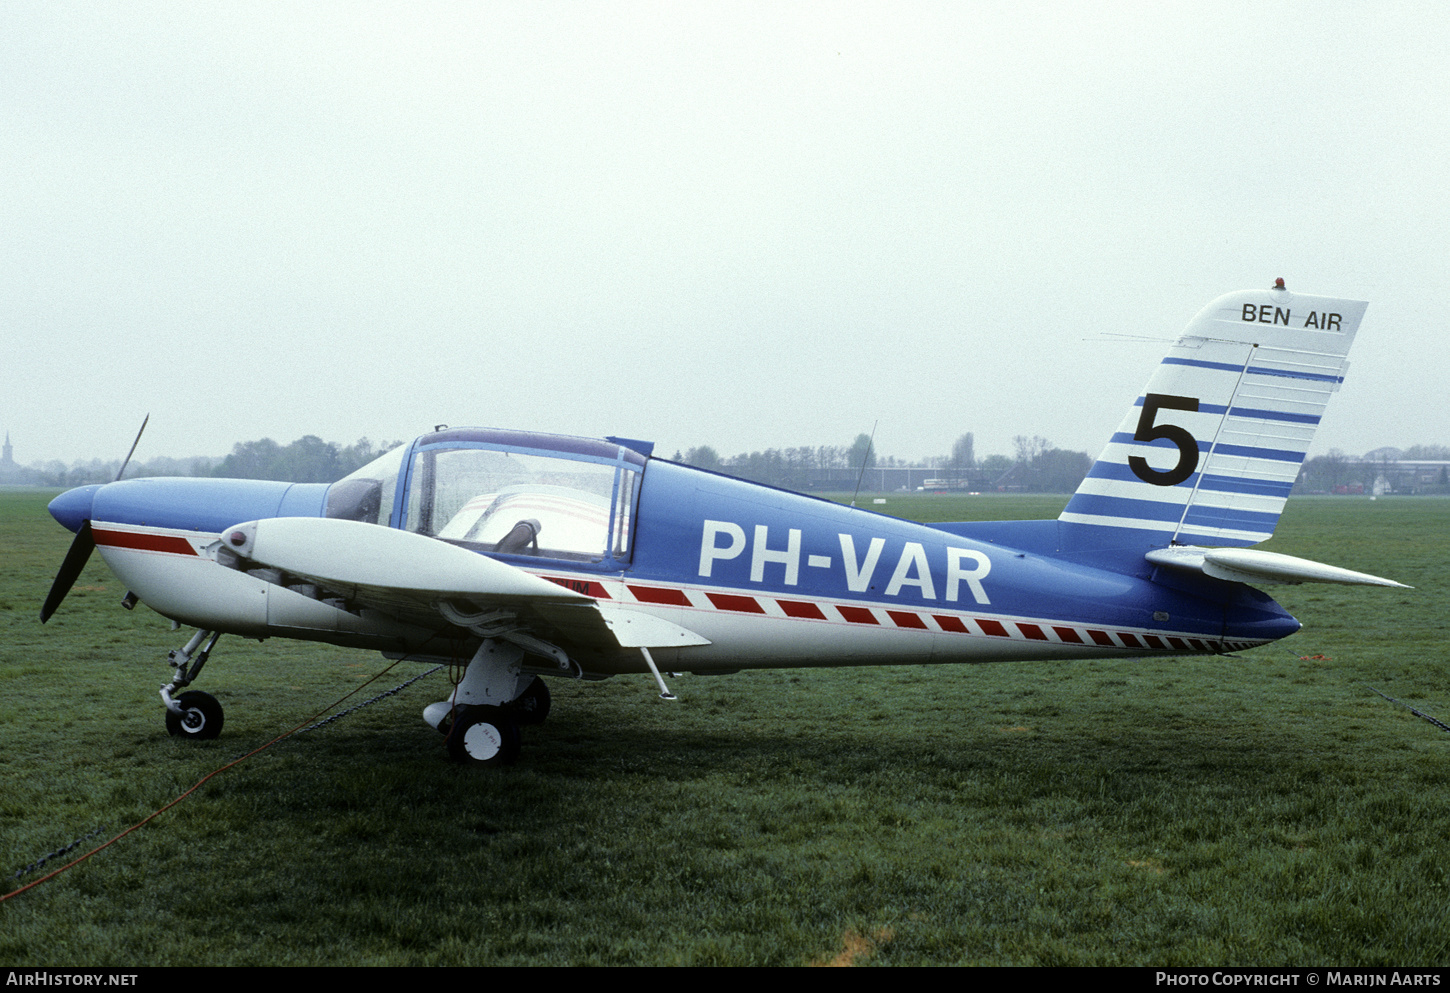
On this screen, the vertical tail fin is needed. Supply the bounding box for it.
[1059,286,1367,548]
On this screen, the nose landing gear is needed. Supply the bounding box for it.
[161,629,225,739]
[165,690,225,740]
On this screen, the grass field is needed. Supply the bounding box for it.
[2,489,1447,966]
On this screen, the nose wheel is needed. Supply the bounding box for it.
[164,690,225,740]
[161,629,225,739]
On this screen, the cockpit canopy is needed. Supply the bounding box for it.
[325,429,646,567]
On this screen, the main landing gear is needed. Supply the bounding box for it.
[422,639,553,767]
[156,628,557,766]
[161,628,225,740]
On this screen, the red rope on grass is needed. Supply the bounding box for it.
[2,658,416,903]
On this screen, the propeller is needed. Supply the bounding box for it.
[39,415,149,623]
[40,520,96,623]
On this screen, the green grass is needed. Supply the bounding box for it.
[2,490,1447,965]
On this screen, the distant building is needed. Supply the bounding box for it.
[0,431,42,484]
[1353,459,1450,494]
[1298,452,1450,495]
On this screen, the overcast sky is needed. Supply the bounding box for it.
[4,1,1446,468]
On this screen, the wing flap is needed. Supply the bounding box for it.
[594,600,713,648]
[523,600,712,653]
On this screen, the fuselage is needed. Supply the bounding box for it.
[48,428,1300,677]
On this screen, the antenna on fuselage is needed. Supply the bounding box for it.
[848,420,878,508]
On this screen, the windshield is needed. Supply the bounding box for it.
[404,444,638,563]
[324,445,406,525]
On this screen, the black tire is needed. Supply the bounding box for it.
[445,706,521,766]
[165,691,224,740]
[506,677,551,726]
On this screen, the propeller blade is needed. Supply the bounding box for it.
[115,413,149,481]
[40,415,148,622]
[40,521,96,623]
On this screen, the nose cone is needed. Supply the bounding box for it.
[48,484,102,533]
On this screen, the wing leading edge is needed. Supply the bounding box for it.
[217,517,710,661]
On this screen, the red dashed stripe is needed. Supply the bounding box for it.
[538,572,1245,655]
[837,605,878,625]
[544,576,613,598]
[933,614,969,634]
[887,610,927,630]
[627,585,691,606]
[707,592,765,614]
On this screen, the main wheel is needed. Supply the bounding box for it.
[446,706,521,766]
[506,677,551,726]
[165,691,225,740]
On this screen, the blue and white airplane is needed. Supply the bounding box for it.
[41,283,1406,765]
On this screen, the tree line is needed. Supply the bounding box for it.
[674,432,1093,494]
[208,436,404,484]
[23,429,1094,493]
[22,437,402,488]
[31,431,1449,496]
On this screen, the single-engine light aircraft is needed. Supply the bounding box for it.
[41,284,1406,765]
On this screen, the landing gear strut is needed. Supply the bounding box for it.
[161,628,225,739]
[423,639,555,766]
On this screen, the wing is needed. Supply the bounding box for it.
[218,517,709,664]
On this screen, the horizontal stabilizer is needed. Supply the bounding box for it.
[1146,545,1409,588]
